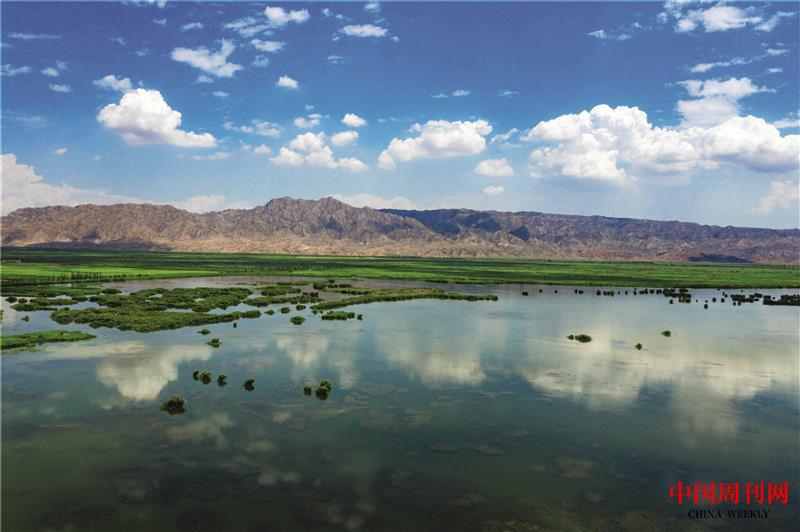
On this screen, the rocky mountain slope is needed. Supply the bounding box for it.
[3,197,798,263]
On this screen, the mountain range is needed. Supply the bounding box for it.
[2,197,798,263]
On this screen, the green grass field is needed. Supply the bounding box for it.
[2,248,799,288]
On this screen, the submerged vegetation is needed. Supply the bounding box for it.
[1,330,96,351]
[290,316,305,325]
[661,330,672,337]
[244,378,255,390]
[207,338,221,348]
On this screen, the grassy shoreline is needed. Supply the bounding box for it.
[2,248,799,288]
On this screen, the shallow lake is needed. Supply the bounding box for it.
[2,278,798,531]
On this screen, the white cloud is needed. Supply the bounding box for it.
[342,113,367,128]
[264,6,310,27]
[475,158,514,177]
[135,48,151,57]
[498,90,519,98]
[41,67,59,77]
[587,29,631,41]
[252,56,271,68]
[337,158,369,173]
[490,128,519,145]
[241,143,272,155]
[327,54,346,64]
[191,151,232,161]
[223,17,270,37]
[661,2,793,33]
[97,88,217,148]
[332,193,418,210]
[276,75,298,89]
[755,11,795,32]
[49,83,71,93]
[331,130,358,146]
[774,113,800,129]
[180,22,204,31]
[432,92,448,99]
[483,185,505,196]
[378,119,492,169]
[270,147,304,166]
[766,68,783,75]
[289,132,327,153]
[223,119,281,138]
[251,39,285,53]
[93,74,133,92]
[364,2,381,13]
[274,132,368,172]
[171,40,242,78]
[452,89,470,97]
[7,32,60,40]
[195,75,213,84]
[524,104,800,185]
[153,18,167,26]
[766,48,788,57]
[1,64,32,77]
[689,56,750,74]
[677,77,770,128]
[751,180,800,214]
[1,154,139,215]
[294,113,322,129]
[1,154,249,215]
[53,148,68,156]
[212,91,228,98]
[340,24,388,38]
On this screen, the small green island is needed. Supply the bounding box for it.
[1,330,96,351]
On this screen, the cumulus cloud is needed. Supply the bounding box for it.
[240,142,272,155]
[264,6,310,27]
[270,147,304,166]
[97,88,217,147]
[364,2,381,13]
[272,132,368,172]
[483,185,505,196]
[751,180,800,214]
[276,75,298,89]
[660,1,792,33]
[171,40,242,78]
[587,29,631,41]
[49,83,71,93]
[41,67,59,77]
[340,24,388,38]
[93,74,133,92]
[53,148,68,156]
[252,56,271,68]
[251,39,285,53]
[475,158,514,177]
[212,90,228,98]
[332,193,418,210]
[774,113,800,129]
[378,119,492,169]
[331,131,358,146]
[342,113,367,128]
[524,104,800,185]
[676,77,770,128]
[294,113,322,129]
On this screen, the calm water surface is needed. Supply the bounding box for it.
[2,278,798,531]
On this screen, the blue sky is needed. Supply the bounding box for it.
[2,1,798,228]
